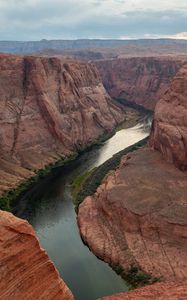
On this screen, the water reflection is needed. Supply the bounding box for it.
[15,116,151,300]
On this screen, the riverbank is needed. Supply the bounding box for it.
[74,137,162,289]
[0,106,144,212]
[15,112,150,300]
[72,136,149,211]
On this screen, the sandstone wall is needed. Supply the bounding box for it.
[78,64,187,285]
[78,148,187,281]
[0,54,124,194]
[95,57,183,110]
[150,64,187,170]
[99,281,187,300]
[0,210,74,300]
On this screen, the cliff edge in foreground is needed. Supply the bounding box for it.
[0,210,74,300]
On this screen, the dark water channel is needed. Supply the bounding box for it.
[15,116,151,300]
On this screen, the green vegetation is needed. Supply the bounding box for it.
[0,123,124,212]
[115,97,153,115]
[74,136,149,212]
[111,264,160,289]
[0,103,149,212]
[71,169,96,200]
[0,153,78,211]
[0,128,120,212]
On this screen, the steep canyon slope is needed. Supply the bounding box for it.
[95,57,184,110]
[0,210,74,300]
[0,54,124,195]
[150,65,187,170]
[78,65,187,297]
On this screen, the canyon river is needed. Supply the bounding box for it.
[15,115,151,300]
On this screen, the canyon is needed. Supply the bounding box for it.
[0,54,124,197]
[78,64,187,297]
[0,210,73,300]
[0,49,187,299]
[95,57,184,110]
[150,64,187,170]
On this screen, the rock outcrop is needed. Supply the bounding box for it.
[95,57,184,110]
[0,54,124,195]
[78,148,187,281]
[0,210,74,299]
[150,64,187,170]
[99,281,187,300]
[78,64,187,291]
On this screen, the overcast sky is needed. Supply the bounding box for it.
[0,0,187,40]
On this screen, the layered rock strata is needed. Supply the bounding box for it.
[150,65,187,170]
[0,54,124,194]
[99,281,187,300]
[78,148,187,281]
[0,210,74,300]
[78,65,187,288]
[95,57,184,109]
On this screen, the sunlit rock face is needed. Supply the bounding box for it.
[0,54,124,194]
[98,281,187,300]
[150,64,187,170]
[78,148,187,281]
[0,210,74,300]
[95,57,183,110]
[78,64,187,299]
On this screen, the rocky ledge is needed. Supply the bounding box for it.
[78,147,187,281]
[78,64,187,298]
[150,65,187,170]
[0,210,74,300]
[99,281,187,300]
[78,66,187,288]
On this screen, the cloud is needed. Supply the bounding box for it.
[0,0,186,40]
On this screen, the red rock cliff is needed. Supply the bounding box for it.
[95,57,183,110]
[0,54,124,194]
[78,64,187,296]
[150,64,187,170]
[0,210,74,299]
[99,281,187,300]
[78,148,187,281]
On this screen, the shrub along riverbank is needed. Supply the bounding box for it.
[0,103,145,211]
[0,153,78,211]
[0,128,117,211]
[73,136,149,212]
[73,136,161,289]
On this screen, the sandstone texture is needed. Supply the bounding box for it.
[150,65,187,170]
[78,148,187,281]
[0,210,74,300]
[99,281,187,300]
[78,64,187,298]
[95,57,183,110]
[0,54,124,194]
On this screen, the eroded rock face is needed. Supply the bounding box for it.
[78,148,187,281]
[98,281,187,300]
[0,54,124,194]
[78,63,187,299]
[150,65,187,170]
[95,57,183,110]
[0,210,74,300]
